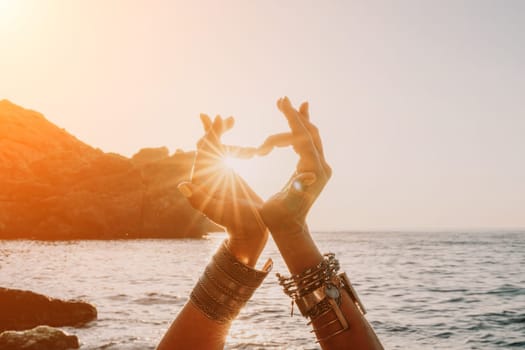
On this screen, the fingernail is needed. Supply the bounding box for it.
[303,177,317,186]
[178,183,192,198]
[300,173,317,186]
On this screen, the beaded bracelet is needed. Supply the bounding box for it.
[190,240,272,323]
[277,253,367,342]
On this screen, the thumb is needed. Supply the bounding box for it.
[299,101,310,120]
[290,172,317,192]
[256,132,295,156]
[199,113,212,132]
[223,116,235,133]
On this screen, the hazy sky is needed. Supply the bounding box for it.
[1,0,524,231]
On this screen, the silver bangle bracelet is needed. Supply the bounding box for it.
[190,240,272,323]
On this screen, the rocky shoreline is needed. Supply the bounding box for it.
[0,287,97,349]
[0,326,80,350]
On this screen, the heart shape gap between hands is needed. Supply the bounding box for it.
[220,136,297,200]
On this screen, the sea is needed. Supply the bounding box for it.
[0,231,523,349]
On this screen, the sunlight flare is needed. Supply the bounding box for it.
[222,155,253,180]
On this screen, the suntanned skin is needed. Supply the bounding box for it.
[157,97,384,350]
[260,97,383,349]
[157,115,268,350]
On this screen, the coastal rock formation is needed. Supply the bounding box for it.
[0,326,79,350]
[0,287,96,332]
[0,99,222,239]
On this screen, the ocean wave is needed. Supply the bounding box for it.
[133,292,181,305]
[1,232,524,349]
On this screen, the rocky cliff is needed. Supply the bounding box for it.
[0,99,221,239]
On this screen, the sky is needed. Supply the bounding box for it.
[1,0,524,231]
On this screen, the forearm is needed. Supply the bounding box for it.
[157,239,271,349]
[271,223,323,274]
[226,229,268,268]
[157,302,230,350]
[312,289,383,349]
[271,224,383,350]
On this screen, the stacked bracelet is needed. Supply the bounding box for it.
[277,254,367,342]
[190,240,272,323]
[277,253,340,300]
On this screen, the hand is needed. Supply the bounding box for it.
[259,97,332,236]
[178,115,268,266]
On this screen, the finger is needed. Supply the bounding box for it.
[297,101,324,156]
[278,97,321,160]
[224,145,258,158]
[260,132,294,147]
[199,113,213,132]
[196,114,211,149]
[179,177,262,230]
[211,115,222,138]
[178,182,226,223]
[194,121,226,182]
[189,154,263,205]
[305,123,323,154]
[279,98,315,154]
[295,102,331,174]
[223,116,235,134]
[286,172,318,198]
[210,115,234,142]
[301,121,326,165]
[291,172,317,189]
[256,132,295,155]
[191,153,225,187]
[193,116,235,184]
[299,120,332,176]
[198,116,225,154]
[299,101,310,121]
[277,96,307,135]
[258,133,309,157]
[196,114,219,151]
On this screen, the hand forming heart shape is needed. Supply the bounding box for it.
[177,96,332,266]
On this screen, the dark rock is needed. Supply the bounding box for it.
[0,99,223,239]
[0,326,79,350]
[0,287,97,332]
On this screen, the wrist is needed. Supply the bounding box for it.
[190,240,272,324]
[269,223,324,275]
[267,219,306,240]
[226,229,269,268]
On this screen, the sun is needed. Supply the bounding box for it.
[222,155,253,179]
